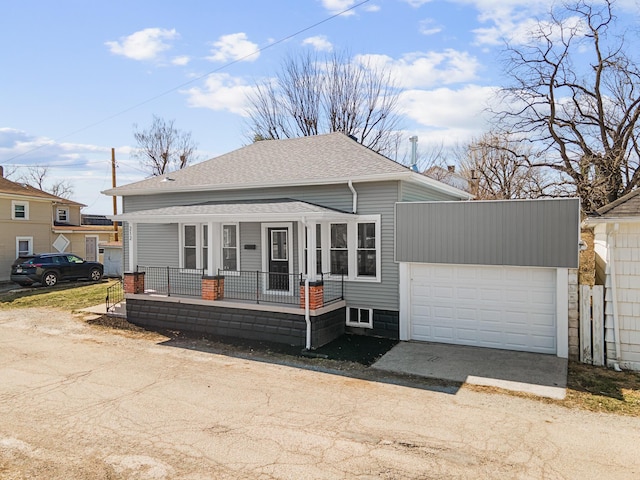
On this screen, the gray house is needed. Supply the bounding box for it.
[105,133,578,356]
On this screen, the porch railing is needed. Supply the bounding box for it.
[138,266,204,297]
[134,265,344,308]
[218,270,302,306]
[105,278,124,313]
[321,272,344,305]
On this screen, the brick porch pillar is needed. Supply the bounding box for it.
[202,275,225,301]
[300,280,324,310]
[123,271,145,294]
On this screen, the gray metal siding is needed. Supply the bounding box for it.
[239,222,261,271]
[123,181,404,311]
[400,181,463,202]
[395,199,580,268]
[137,224,179,267]
[343,182,400,311]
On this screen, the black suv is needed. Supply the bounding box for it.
[11,253,103,287]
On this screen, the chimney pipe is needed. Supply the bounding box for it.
[409,136,418,172]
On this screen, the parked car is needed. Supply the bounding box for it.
[10,253,103,287]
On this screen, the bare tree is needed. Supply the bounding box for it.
[133,115,198,176]
[455,133,551,200]
[246,51,403,157]
[497,0,640,211]
[15,166,74,199]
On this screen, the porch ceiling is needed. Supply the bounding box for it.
[113,198,355,224]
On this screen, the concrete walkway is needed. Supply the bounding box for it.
[373,341,568,399]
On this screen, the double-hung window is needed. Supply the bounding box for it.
[330,223,348,276]
[183,225,197,269]
[304,224,322,275]
[57,208,69,222]
[222,224,238,271]
[202,225,209,270]
[16,237,33,257]
[12,201,28,220]
[356,222,376,277]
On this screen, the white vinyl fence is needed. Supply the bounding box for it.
[580,285,604,366]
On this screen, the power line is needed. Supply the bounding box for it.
[5,0,371,164]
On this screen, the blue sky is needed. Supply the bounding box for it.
[1,0,638,213]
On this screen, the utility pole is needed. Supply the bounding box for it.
[111,148,119,242]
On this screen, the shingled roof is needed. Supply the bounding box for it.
[103,132,471,199]
[0,175,84,206]
[591,189,640,219]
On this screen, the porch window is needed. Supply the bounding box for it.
[304,224,322,275]
[12,201,28,220]
[222,224,238,271]
[330,223,348,275]
[357,222,376,277]
[183,225,197,269]
[202,225,208,270]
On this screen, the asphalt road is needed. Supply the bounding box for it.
[1,308,639,479]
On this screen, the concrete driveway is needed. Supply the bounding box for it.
[373,342,568,399]
[1,308,639,479]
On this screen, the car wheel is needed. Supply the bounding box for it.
[90,268,103,282]
[42,271,58,287]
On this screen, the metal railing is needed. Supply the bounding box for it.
[321,272,344,305]
[218,269,302,306]
[105,278,124,313]
[138,266,204,297]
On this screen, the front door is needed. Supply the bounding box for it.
[268,228,289,290]
[85,236,97,262]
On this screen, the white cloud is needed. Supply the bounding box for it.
[207,33,259,63]
[398,85,499,144]
[401,0,433,7]
[105,28,178,61]
[171,55,190,66]
[181,73,256,116]
[320,0,357,15]
[419,18,443,35]
[356,50,480,89]
[302,35,333,52]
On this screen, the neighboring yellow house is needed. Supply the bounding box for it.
[0,168,120,282]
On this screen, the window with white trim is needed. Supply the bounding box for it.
[56,207,69,222]
[346,307,373,328]
[222,224,238,271]
[183,225,197,269]
[202,224,209,270]
[16,236,33,257]
[330,223,348,276]
[12,201,29,220]
[357,222,376,277]
[304,224,322,275]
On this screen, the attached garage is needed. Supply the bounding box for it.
[396,199,580,358]
[408,263,557,354]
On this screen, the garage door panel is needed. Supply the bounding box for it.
[410,264,557,354]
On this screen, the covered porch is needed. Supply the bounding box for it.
[117,199,356,348]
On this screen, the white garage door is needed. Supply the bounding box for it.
[410,264,557,354]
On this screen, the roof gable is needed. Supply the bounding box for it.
[104,133,471,199]
[0,176,84,206]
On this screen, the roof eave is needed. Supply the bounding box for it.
[103,172,472,199]
[583,215,640,226]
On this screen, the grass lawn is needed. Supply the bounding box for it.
[0,279,118,311]
[2,280,640,416]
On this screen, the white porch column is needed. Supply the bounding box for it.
[127,222,138,272]
[211,222,222,274]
